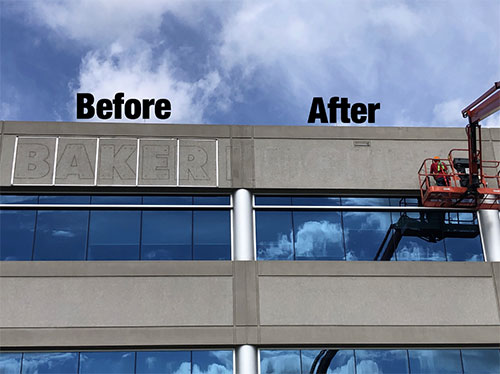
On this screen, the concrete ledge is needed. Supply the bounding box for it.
[257,261,493,277]
[0,261,234,277]
[259,325,500,346]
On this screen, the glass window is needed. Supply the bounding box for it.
[192,350,233,374]
[193,210,231,260]
[88,211,141,260]
[461,349,500,374]
[0,210,36,260]
[136,351,190,374]
[392,212,446,261]
[389,197,419,207]
[255,196,292,206]
[301,349,355,374]
[141,211,192,260]
[79,352,135,374]
[256,211,293,260]
[0,195,38,204]
[39,196,90,204]
[293,211,344,260]
[33,210,88,260]
[194,196,230,205]
[408,350,462,374]
[292,197,341,206]
[143,196,193,205]
[260,350,301,374]
[444,213,483,261]
[0,353,22,374]
[341,197,391,206]
[91,196,142,205]
[355,350,408,374]
[343,212,393,260]
[22,352,78,374]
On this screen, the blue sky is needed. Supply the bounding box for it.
[1,0,499,126]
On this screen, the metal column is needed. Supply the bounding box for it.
[236,345,258,374]
[478,210,500,261]
[233,189,254,261]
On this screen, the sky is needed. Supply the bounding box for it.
[1,0,499,126]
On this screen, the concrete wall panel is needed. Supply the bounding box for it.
[258,276,500,326]
[0,135,16,185]
[0,276,233,328]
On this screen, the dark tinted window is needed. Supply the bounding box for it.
[143,196,193,205]
[343,211,393,260]
[136,351,190,374]
[194,196,230,205]
[91,196,142,204]
[461,349,500,374]
[141,211,192,260]
[0,195,38,204]
[88,211,141,260]
[193,210,231,260]
[33,210,88,260]
[0,210,36,260]
[392,212,446,261]
[39,196,90,204]
[255,196,292,206]
[292,197,341,206]
[293,211,344,260]
[256,211,293,260]
[22,352,78,374]
[79,352,135,374]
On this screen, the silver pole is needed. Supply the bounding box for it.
[478,210,500,261]
[233,189,254,260]
[236,345,258,374]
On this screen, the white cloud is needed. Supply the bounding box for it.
[192,363,232,374]
[396,241,445,261]
[295,220,344,258]
[20,0,500,125]
[71,42,223,123]
[432,98,468,126]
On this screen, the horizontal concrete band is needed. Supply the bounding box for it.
[1,326,499,349]
[2,122,500,189]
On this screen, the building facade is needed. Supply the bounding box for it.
[0,121,499,373]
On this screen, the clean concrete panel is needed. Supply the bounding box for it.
[259,276,500,326]
[179,139,217,186]
[55,138,97,185]
[97,138,137,185]
[0,276,233,327]
[12,137,56,184]
[253,138,469,190]
[138,139,177,185]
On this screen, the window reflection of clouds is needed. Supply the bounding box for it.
[22,352,78,374]
[80,352,135,374]
[408,349,462,374]
[301,350,355,374]
[256,211,294,260]
[355,350,408,374]
[0,353,22,373]
[293,212,344,260]
[192,350,233,374]
[260,350,301,374]
[136,351,190,374]
[395,240,446,261]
